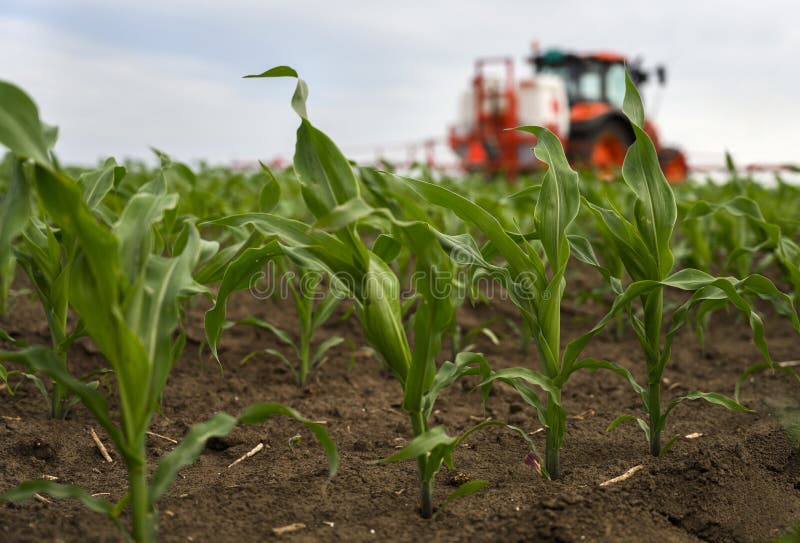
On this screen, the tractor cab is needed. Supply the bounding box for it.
[531,49,651,109]
[449,45,688,182]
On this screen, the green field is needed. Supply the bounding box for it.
[1,68,799,542]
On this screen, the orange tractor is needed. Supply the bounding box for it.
[449,46,688,181]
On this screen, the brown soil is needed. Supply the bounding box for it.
[1,271,799,543]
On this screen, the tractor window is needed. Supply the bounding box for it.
[606,63,626,107]
[578,71,602,101]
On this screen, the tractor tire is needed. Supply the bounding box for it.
[570,119,633,179]
[658,147,688,183]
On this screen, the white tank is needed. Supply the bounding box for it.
[453,74,569,138]
[517,74,570,138]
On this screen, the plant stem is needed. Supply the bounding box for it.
[50,330,67,419]
[541,280,563,480]
[128,446,153,543]
[545,393,561,479]
[647,379,662,456]
[298,333,311,386]
[643,290,663,457]
[410,411,433,518]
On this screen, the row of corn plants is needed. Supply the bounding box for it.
[0,81,337,542]
[0,66,798,540]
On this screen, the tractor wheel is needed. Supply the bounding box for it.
[658,147,688,183]
[571,120,633,179]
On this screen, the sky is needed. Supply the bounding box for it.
[1,0,798,167]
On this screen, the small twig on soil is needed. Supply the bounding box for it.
[34,493,52,505]
[41,474,58,481]
[323,521,335,528]
[685,432,703,439]
[528,427,544,436]
[227,442,264,468]
[272,523,306,535]
[599,464,643,487]
[1,415,21,421]
[91,492,111,497]
[88,427,113,463]
[779,360,800,368]
[146,431,178,444]
[569,409,595,420]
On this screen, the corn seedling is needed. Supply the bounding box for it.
[393,126,594,480]
[232,256,345,386]
[0,81,337,543]
[202,66,539,518]
[569,71,800,456]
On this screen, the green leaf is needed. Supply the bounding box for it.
[0,480,114,517]
[433,480,489,519]
[206,213,364,282]
[359,255,412,382]
[423,351,491,419]
[0,346,125,455]
[257,161,281,212]
[205,241,283,359]
[309,287,343,331]
[606,414,637,432]
[663,391,753,421]
[515,126,579,271]
[114,190,179,281]
[312,197,374,231]
[244,66,299,78]
[622,71,645,128]
[372,233,402,263]
[659,434,681,457]
[377,426,456,464]
[400,221,456,413]
[620,70,677,280]
[480,367,560,398]
[237,402,338,477]
[77,157,125,211]
[394,174,532,278]
[0,80,52,166]
[243,66,307,119]
[130,223,210,424]
[149,412,238,503]
[237,317,294,346]
[568,358,644,396]
[0,159,32,314]
[311,335,344,365]
[295,120,361,218]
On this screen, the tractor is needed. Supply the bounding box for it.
[448,46,688,181]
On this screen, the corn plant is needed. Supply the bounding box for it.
[678,195,800,395]
[389,127,599,480]
[0,80,337,542]
[0,157,32,316]
[568,71,800,456]
[203,66,538,518]
[229,256,345,386]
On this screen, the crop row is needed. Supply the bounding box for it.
[0,67,798,542]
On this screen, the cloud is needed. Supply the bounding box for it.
[1,1,798,166]
[0,15,299,164]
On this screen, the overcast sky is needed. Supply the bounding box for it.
[1,0,798,167]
